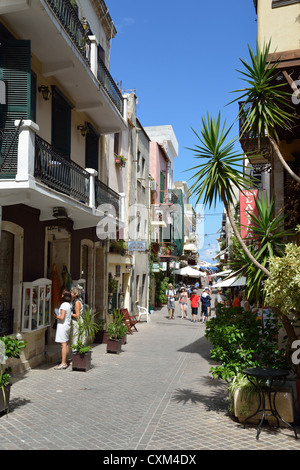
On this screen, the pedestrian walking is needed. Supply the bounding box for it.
[190,289,200,323]
[215,289,224,315]
[54,290,72,370]
[178,287,188,319]
[232,290,243,308]
[166,283,176,319]
[200,287,211,323]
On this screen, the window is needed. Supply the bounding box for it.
[114,133,120,155]
[21,279,52,332]
[272,0,300,7]
[160,171,165,203]
[85,123,99,172]
[52,87,73,159]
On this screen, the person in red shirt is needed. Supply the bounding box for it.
[190,289,200,323]
[232,291,242,308]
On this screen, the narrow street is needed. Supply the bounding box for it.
[0,299,299,453]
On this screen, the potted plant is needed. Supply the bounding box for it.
[0,336,27,415]
[71,307,102,371]
[115,155,127,167]
[93,318,108,344]
[108,276,118,293]
[106,310,128,354]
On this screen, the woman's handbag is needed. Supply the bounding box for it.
[52,308,59,329]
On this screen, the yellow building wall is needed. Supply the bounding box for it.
[257,0,300,52]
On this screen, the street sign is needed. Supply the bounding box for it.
[127,241,147,251]
[152,263,160,272]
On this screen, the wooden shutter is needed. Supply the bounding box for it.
[85,124,99,172]
[0,40,31,175]
[51,87,72,159]
[272,0,300,7]
[160,171,165,203]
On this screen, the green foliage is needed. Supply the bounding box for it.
[106,310,128,339]
[72,307,102,353]
[186,112,254,208]
[71,340,91,355]
[264,243,300,317]
[205,305,288,383]
[155,274,169,306]
[1,336,27,359]
[231,41,295,142]
[229,194,293,303]
[0,336,27,394]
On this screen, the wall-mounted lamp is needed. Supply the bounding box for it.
[38,85,51,101]
[77,124,88,137]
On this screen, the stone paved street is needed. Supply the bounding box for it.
[0,303,299,453]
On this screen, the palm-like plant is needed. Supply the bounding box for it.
[229,194,292,302]
[231,41,300,183]
[187,112,271,276]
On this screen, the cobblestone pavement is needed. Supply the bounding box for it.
[0,303,299,453]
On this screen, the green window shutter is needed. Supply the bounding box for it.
[0,40,31,126]
[160,171,165,203]
[0,40,31,175]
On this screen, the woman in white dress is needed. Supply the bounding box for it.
[54,290,72,370]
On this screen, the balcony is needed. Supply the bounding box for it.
[0,0,126,134]
[0,120,120,230]
[239,102,271,163]
[151,189,184,257]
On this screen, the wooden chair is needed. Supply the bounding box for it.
[121,309,139,334]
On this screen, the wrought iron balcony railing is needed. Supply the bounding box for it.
[95,179,120,220]
[46,0,123,116]
[35,135,90,203]
[47,0,91,66]
[35,135,120,219]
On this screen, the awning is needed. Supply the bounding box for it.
[174,266,206,278]
[210,270,232,278]
[183,243,198,252]
[214,275,246,288]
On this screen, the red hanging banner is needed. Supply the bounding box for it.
[240,189,258,239]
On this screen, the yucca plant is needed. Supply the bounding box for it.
[229,194,293,302]
[187,112,271,277]
[231,41,300,184]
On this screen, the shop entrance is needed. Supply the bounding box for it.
[0,230,14,335]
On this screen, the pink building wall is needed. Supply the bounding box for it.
[149,141,169,205]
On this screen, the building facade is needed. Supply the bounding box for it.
[0,0,127,371]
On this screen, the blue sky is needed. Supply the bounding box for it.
[107,0,258,263]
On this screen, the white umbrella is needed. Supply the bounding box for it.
[214,275,247,288]
[183,243,198,252]
[174,266,206,278]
